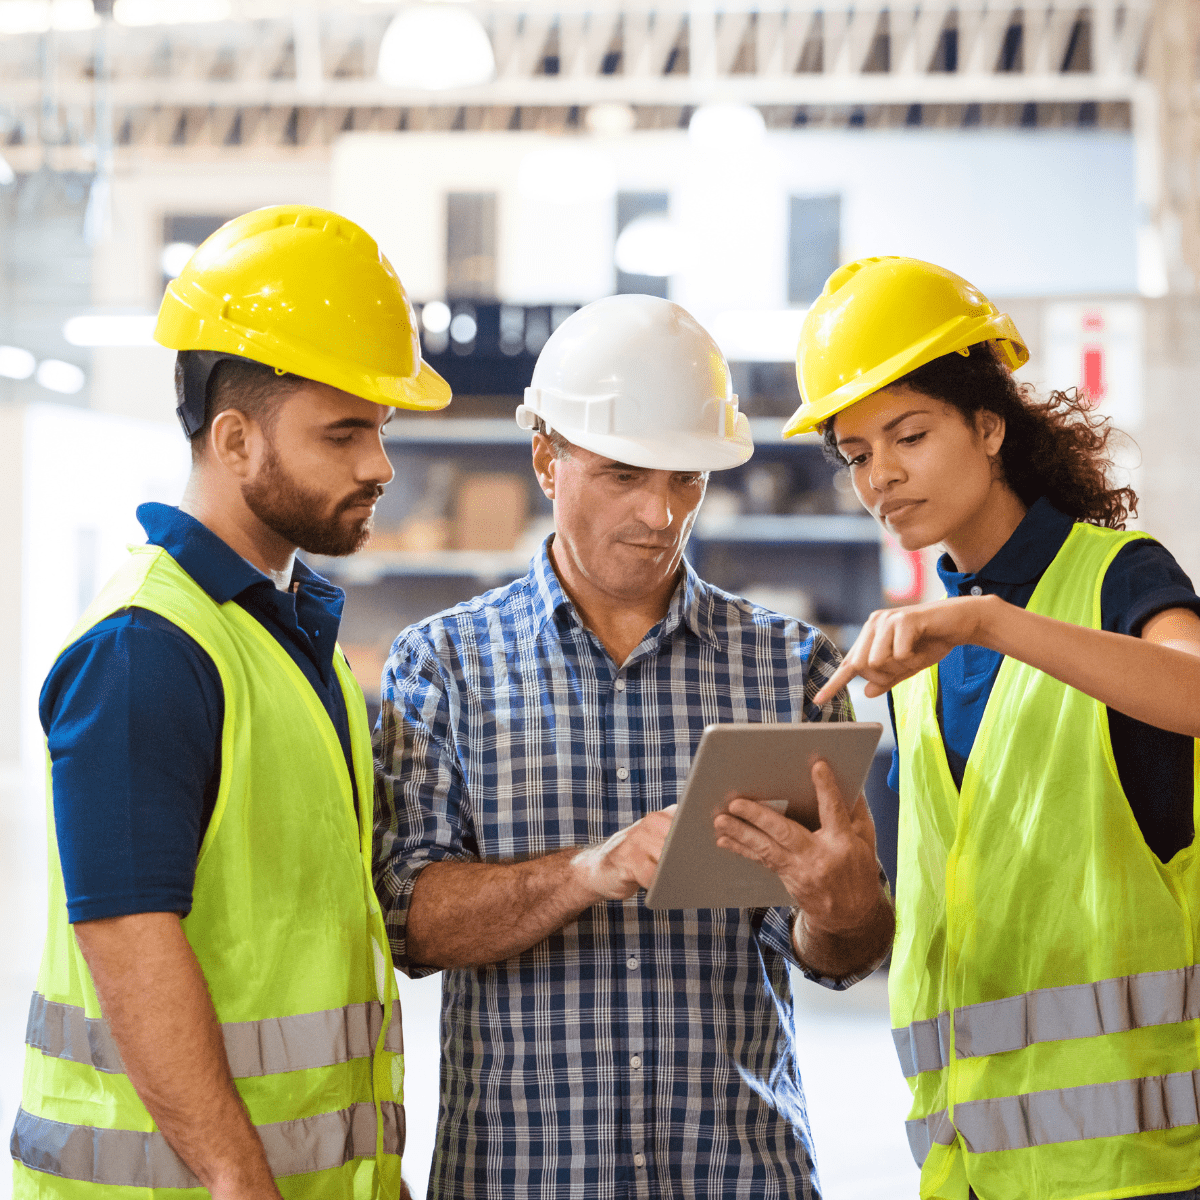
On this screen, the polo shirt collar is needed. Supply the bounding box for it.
[528,534,721,650]
[936,495,1075,592]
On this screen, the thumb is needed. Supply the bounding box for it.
[811,758,852,835]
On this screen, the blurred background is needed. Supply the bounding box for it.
[1,0,1198,1195]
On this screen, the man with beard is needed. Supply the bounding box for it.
[11,206,447,1199]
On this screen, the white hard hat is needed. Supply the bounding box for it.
[516,294,754,472]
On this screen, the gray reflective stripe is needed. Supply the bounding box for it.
[26,991,125,1074]
[12,1100,403,1185]
[904,1108,957,1167]
[955,1069,1200,1153]
[954,964,1200,1060]
[27,993,402,1078]
[892,1010,951,1078]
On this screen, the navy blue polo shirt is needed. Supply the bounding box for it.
[40,502,356,924]
[887,497,1200,862]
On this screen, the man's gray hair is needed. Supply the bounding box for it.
[531,416,573,460]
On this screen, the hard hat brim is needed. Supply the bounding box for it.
[558,413,754,472]
[783,312,1027,438]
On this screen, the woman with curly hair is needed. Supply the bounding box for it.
[790,258,1200,1200]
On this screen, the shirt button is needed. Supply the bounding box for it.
[626,957,639,970]
[634,1153,647,1168]
[616,766,629,780]
[615,678,626,691]
[630,1055,642,1069]
[969,585,983,596]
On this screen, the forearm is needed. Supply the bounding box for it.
[406,849,601,969]
[791,883,895,981]
[74,913,280,1200]
[980,597,1200,737]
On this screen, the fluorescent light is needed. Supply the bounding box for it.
[377,6,495,90]
[517,146,616,205]
[113,0,231,27]
[0,1,49,33]
[421,301,451,334]
[710,309,807,363]
[614,215,686,278]
[688,103,766,150]
[52,0,97,29]
[36,360,86,394]
[0,154,14,187]
[586,103,636,137]
[160,241,197,279]
[63,313,158,347]
[0,345,36,379]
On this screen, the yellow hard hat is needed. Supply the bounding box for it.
[155,204,451,413]
[783,256,1027,438]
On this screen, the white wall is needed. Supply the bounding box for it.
[333,128,1137,336]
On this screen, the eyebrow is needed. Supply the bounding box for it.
[325,417,381,431]
[836,408,930,447]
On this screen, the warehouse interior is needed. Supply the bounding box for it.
[2,0,1200,1196]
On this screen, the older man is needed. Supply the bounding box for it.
[374,294,894,1199]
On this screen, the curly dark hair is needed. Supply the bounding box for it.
[821,343,1138,529]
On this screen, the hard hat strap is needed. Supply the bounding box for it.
[177,349,270,439]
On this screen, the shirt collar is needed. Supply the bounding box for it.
[527,534,722,651]
[136,501,340,607]
[936,495,1075,592]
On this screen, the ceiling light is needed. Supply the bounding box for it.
[160,242,197,279]
[517,146,616,205]
[377,5,495,90]
[0,345,36,379]
[614,215,686,278]
[0,1,49,33]
[688,103,766,150]
[421,301,451,334]
[449,312,477,344]
[0,154,14,187]
[113,0,231,27]
[586,103,636,137]
[36,359,86,394]
[52,0,96,29]
[63,313,158,347]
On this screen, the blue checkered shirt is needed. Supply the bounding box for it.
[374,538,860,1200]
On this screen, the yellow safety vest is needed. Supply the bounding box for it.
[891,522,1200,1200]
[12,545,404,1199]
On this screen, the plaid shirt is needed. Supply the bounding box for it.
[374,538,861,1200]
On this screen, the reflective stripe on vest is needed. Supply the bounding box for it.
[26,993,403,1078]
[904,1069,1200,1161]
[893,964,1200,1078]
[11,1100,404,1186]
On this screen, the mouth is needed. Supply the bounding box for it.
[878,498,924,522]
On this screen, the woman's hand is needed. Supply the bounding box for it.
[813,595,995,706]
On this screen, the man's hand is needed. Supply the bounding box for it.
[813,595,990,706]
[713,760,894,977]
[570,806,677,900]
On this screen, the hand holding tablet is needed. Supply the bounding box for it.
[645,723,882,910]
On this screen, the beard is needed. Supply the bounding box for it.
[241,439,383,557]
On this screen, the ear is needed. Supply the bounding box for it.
[531,432,558,500]
[208,409,262,479]
[976,409,1007,458]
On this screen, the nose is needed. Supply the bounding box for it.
[867,442,904,493]
[635,481,674,531]
[361,433,395,488]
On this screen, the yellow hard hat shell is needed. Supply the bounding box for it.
[783,256,1027,437]
[155,204,450,411]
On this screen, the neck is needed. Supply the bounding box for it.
[939,483,1028,575]
[548,541,679,666]
[179,470,297,590]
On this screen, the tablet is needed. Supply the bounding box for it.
[644,722,883,910]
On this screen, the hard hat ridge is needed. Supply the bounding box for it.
[516,294,754,472]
